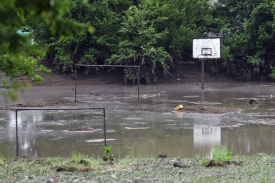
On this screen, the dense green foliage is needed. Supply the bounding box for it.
[108,3,172,83]
[36,0,133,73]
[4,0,275,90]
[0,0,92,100]
[38,0,212,83]
[211,0,275,81]
[42,0,275,83]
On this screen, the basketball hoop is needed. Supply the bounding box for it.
[192,38,221,90]
[192,38,221,59]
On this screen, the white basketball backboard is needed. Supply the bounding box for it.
[192,38,221,59]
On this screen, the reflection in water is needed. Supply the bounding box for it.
[6,111,43,157]
[0,110,105,157]
[173,111,184,118]
[194,125,221,156]
[1,83,275,158]
[193,114,221,157]
[1,108,273,158]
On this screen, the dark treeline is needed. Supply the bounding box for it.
[35,0,275,83]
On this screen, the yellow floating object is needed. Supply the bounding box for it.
[174,105,183,111]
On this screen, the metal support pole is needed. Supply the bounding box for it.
[16,110,19,157]
[201,59,205,90]
[138,67,140,102]
[103,108,107,147]
[75,65,77,103]
[201,90,205,104]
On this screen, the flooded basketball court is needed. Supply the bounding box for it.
[1,81,275,158]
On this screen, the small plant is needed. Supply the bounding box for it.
[212,145,231,162]
[103,146,114,164]
[201,158,210,166]
[71,151,88,162]
[104,146,112,157]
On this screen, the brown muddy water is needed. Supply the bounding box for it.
[1,82,275,158]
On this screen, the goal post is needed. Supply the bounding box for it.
[74,64,140,103]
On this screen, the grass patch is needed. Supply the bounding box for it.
[1,155,275,182]
[212,145,231,162]
[71,151,88,162]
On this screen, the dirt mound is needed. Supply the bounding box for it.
[182,105,237,114]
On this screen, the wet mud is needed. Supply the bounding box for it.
[205,160,243,167]
[0,101,80,110]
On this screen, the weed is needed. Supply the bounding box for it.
[201,158,210,166]
[212,145,231,162]
[103,146,114,164]
[104,146,112,157]
[71,151,88,162]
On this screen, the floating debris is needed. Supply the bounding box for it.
[67,126,95,132]
[174,105,183,111]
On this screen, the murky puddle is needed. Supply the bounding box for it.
[1,82,275,158]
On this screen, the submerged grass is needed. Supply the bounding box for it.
[1,154,275,182]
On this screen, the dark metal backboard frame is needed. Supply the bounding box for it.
[192,38,221,59]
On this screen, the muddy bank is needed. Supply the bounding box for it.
[27,63,232,86]
[0,101,80,110]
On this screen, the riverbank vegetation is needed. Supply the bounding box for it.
[2,0,275,100]
[35,0,275,83]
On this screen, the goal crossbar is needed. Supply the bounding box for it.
[74,64,140,103]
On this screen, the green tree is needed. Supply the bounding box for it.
[109,3,172,83]
[0,0,93,101]
[152,0,212,58]
[212,0,275,81]
[36,0,213,83]
[38,0,133,73]
[244,3,275,80]
[109,0,212,83]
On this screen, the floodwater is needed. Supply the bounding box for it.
[1,81,275,158]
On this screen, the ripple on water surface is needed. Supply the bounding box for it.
[86,139,116,143]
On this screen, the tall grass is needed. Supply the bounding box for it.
[212,145,231,162]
